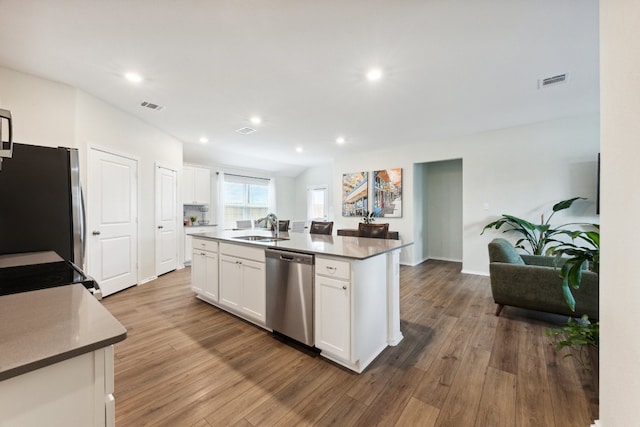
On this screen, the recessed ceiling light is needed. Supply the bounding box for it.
[295,147,303,153]
[250,116,262,125]
[366,68,383,82]
[199,137,208,144]
[125,72,143,83]
[336,137,346,144]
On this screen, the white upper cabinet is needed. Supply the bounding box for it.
[183,165,211,205]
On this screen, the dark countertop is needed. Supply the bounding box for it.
[0,284,127,381]
[191,229,412,260]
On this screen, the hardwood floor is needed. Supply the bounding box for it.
[102,260,598,427]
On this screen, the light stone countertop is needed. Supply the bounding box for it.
[192,229,412,260]
[0,284,127,381]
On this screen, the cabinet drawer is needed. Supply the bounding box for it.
[220,242,265,262]
[192,238,218,253]
[186,226,209,235]
[316,257,350,280]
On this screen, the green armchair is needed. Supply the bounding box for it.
[488,238,599,320]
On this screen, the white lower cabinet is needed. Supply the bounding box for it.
[219,254,242,309]
[314,255,389,373]
[184,226,215,265]
[191,240,266,326]
[191,240,218,302]
[0,345,115,427]
[218,243,266,325]
[315,274,351,361]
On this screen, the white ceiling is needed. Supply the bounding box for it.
[0,0,599,177]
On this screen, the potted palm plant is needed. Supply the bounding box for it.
[552,226,600,311]
[547,226,600,391]
[481,197,586,255]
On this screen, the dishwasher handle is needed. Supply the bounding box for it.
[265,249,314,265]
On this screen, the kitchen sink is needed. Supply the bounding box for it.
[232,235,290,242]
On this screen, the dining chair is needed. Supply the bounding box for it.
[357,223,390,239]
[309,221,333,235]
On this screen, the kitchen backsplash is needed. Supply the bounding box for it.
[183,205,211,225]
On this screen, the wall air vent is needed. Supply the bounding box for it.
[538,73,568,89]
[235,127,256,135]
[140,101,165,111]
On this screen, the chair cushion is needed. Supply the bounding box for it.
[488,238,525,265]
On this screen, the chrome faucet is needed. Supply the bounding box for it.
[257,213,279,238]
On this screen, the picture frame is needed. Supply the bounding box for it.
[372,168,402,217]
[342,172,368,217]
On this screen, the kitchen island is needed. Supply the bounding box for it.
[190,229,411,373]
[0,284,127,427]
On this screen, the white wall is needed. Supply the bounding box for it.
[74,91,183,282]
[0,66,184,284]
[0,67,76,148]
[334,113,600,271]
[600,1,640,425]
[293,165,334,222]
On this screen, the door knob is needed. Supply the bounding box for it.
[92,230,101,236]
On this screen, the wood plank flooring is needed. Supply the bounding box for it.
[102,260,598,426]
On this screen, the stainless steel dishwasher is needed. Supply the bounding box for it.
[265,248,315,346]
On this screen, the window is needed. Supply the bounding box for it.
[223,174,270,228]
[307,185,328,221]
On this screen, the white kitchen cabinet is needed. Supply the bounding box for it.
[314,255,389,373]
[0,345,116,427]
[219,254,242,309]
[219,243,266,325]
[183,165,210,205]
[184,226,213,264]
[191,238,218,302]
[315,274,351,361]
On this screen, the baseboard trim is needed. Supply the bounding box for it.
[460,269,489,277]
[139,275,158,285]
[405,257,430,267]
[428,256,462,263]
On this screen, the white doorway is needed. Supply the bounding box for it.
[87,147,138,297]
[155,164,178,276]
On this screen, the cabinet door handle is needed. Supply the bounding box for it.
[342,285,347,290]
[325,266,336,271]
[92,230,101,236]
[158,225,164,229]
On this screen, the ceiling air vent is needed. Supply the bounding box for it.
[538,73,568,89]
[140,101,165,111]
[235,127,256,135]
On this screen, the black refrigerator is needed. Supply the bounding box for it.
[0,143,98,297]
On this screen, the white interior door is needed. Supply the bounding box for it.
[155,165,178,276]
[88,148,138,297]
